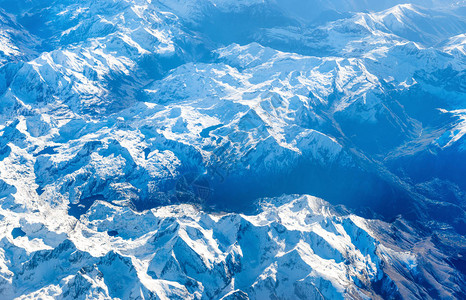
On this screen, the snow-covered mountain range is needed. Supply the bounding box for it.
[0,0,465,299]
[1,195,463,299]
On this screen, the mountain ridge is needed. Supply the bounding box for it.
[0,0,465,298]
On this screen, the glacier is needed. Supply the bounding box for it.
[0,0,465,299]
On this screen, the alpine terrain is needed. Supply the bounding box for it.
[0,0,465,299]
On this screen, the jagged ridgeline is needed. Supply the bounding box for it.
[0,0,465,299]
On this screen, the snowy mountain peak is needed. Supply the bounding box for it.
[2,194,460,299]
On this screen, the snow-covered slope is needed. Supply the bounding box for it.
[0,10,37,65]
[0,0,465,298]
[1,195,463,299]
